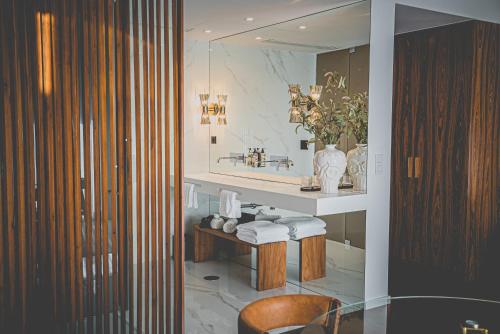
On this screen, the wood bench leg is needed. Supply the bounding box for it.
[194,227,216,262]
[256,242,287,291]
[299,235,326,282]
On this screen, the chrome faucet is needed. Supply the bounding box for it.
[217,154,245,166]
[260,157,294,170]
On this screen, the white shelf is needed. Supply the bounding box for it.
[185,173,367,216]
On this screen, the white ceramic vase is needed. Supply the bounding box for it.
[347,144,368,192]
[313,144,347,194]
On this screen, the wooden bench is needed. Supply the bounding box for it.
[193,224,287,291]
[193,224,326,289]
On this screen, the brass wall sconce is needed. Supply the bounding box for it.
[199,93,228,125]
[288,84,323,123]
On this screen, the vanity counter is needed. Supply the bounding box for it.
[185,173,367,216]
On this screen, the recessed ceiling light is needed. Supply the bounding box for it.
[299,25,307,30]
[245,17,254,22]
[204,29,212,33]
[255,36,262,40]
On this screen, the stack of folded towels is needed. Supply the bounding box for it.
[275,216,326,240]
[236,221,290,245]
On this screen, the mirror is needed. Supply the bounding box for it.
[207,1,370,188]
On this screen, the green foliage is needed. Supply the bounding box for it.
[294,72,368,146]
[343,92,368,144]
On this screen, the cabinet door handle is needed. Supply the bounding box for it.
[414,157,422,178]
[407,157,414,178]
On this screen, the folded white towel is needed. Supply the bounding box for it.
[210,215,225,230]
[223,218,238,234]
[236,232,289,245]
[290,229,326,240]
[219,190,241,219]
[236,221,289,237]
[184,183,198,209]
[275,216,326,234]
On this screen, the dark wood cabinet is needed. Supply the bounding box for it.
[390,21,500,296]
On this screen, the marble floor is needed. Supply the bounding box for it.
[185,239,365,334]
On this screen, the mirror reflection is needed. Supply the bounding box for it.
[207,1,370,193]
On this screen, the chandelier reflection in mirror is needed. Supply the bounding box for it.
[199,93,228,125]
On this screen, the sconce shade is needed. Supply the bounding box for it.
[217,94,228,107]
[309,85,323,101]
[288,84,301,100]
[289,107,302,123]
[216,111,227,126]
[199,93,210,107]
[200,111,211,125]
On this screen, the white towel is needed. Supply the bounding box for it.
[210,215,225,230]
[236,232,289,245]
[254,209,281,222]
[275,216,326,234]
[290,229,326,240]
[219,190,241,219]
[222,219,238,234]
[184,183,198,209]
[236,221,289,236]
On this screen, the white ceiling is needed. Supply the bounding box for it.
[209,1,370,53]
[185,0,366,41]
[395,5,470,35]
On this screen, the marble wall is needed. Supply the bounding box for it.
[208,42,317,177]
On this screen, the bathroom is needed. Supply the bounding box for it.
[183,1,370,332]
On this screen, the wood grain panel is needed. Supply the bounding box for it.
[299,235,326,282]
[390,21,499,291]
[0,0,180,331]
[257,242,287,291]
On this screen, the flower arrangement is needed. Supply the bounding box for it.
[343,91,368,144]
[290,71,368,146]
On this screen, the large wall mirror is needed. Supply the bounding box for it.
[207,1,370,188]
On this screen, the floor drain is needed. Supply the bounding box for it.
[204,275,220,281]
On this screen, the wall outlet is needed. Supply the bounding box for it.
[344,239,351,249]
[300,140,309,150]
[211,136,217,144]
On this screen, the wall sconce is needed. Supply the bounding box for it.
[287,84,323,123]
[199,93,228,126]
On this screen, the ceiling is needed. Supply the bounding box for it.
[395,5,470,35]
[209,1,370,53]
[185,0,366,41]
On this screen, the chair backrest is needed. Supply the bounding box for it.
[238,294,341,334]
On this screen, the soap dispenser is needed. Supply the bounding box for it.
[260,148,266,167]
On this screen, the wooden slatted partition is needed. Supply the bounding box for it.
[0,0,183,333]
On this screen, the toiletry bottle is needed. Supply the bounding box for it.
[246,148,253,166]
[260,148,266,167]
[252,148,259,168]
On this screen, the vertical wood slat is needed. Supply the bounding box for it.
[133,0,143,331]
[148,0,158,333]
[81,0,95,332]
[90,0,104,331]
[156,1,164,332]
[164,0,171,332]
[172,0,185,332]
[98,0,111,330]
[121,0,135,332]
[106,0,119,331]
[141,0,151,332]
[69,0,84,330]
[11,1,29,331]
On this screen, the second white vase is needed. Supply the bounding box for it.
[347,143,368,192]
[313,144,347,194]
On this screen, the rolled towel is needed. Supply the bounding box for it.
[222,218,238,234]
[236,221,290,237]
[275,216,326,234]
[210,214,225,230]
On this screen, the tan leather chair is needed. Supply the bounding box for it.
[238,294,341,334]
